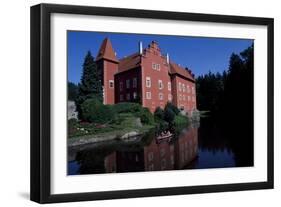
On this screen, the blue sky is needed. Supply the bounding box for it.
[68,31,253,84]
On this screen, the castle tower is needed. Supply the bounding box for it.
[96,38,119,104]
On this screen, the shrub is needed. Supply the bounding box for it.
[173,114,189,126]
[113,102,143,113]
[81,98,116,124]
[164,107,175,123]
[136,107,155,125]
[154,107,164,120]
[158,120,169,132]
[165,102,180,115]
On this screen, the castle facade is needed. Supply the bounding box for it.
[95,38,197,114]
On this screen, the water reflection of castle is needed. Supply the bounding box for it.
[103,127,198,173]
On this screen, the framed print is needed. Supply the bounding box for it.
[30,3,274,203]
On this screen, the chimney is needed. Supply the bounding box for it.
[139,41,143,54]
[166,53,169,64]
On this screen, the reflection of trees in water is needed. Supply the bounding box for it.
[221,119,253,167]
[198,117,230,153]
[76,148,109,174]
[198,116,253,167]
[74,130,155,174]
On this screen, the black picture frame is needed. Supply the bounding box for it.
[30,3,274,204]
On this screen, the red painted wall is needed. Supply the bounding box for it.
[171,75,197,114]
[141,43,172,113]
[102,60,119,104]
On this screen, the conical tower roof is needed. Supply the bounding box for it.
[96,38,119,63]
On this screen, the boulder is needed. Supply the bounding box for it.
[121,131,139,139]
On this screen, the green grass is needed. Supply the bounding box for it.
[68,112,155,139]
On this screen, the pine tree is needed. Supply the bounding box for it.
[76,51,102,118]
[79,51,102,99]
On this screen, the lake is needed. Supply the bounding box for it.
[68,117,253,175]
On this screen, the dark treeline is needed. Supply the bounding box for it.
[196,44,253,117]
[196,44,254,166]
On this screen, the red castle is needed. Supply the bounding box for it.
[95,38,197,114]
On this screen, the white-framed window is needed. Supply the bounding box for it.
[183,95,186,101]
[156,64,160,71]
[146,77,151,88]
[109,80,114,88]
[192,86,195,94]
[168,94,172,101]
[179,94,182,101]
[126,93,130,100]
[168,82,171,91]
[188,96,191,101]
[119,82,123,91]
[192,96,196,102]
[182,84,186,92]
[126,79,130,89]
[159,93,163,100]
[120,94,124,101]
[133,92,137,99]
[187,85,190,93]
[133,77,137,88]
[152,63,160,71]
[179,82,182,91]
[146,92,151,99]
[158,80,163,89]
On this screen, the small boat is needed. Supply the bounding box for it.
[156,131,173,143]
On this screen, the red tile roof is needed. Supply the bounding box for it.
[96,38,119,62]
[118,53,141,73]
[169,62,195,81]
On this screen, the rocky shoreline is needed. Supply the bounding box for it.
[68,130,146,148]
